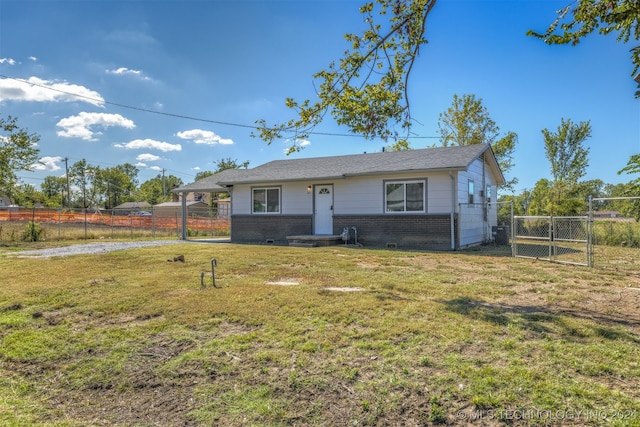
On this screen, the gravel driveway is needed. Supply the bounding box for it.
[10,240,201,258]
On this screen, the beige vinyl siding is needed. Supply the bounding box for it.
[333,177,382,214]
[458,157,499,247]
[233,172,460,216]
[232,182,314,215]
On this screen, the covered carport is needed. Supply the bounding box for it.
[171,174,232,240]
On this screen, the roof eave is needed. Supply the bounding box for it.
[343,167,466,178]
[216,175,348,186]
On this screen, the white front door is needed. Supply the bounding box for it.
[314,184,333,235]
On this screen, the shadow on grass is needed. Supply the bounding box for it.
[437,297,640,342]
[457,244,512,258]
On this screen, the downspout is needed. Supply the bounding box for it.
[449,171,456,250]
[180,191,187,240]
[482,153,487,242]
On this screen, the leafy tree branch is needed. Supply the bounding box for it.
[527,0,640,95]
[254,0,437,151]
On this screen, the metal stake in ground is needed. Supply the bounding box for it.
[200,258,220,288]
[210,258,220,288]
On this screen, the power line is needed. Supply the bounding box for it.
[0,74,440,139]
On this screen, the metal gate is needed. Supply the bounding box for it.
[513,216,591,266]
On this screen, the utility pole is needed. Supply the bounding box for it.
[162,168,166,200]
[64,157,71,209]
[107,181,111,210]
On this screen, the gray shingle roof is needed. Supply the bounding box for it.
[174,144,504,192]
[171,173,233,193]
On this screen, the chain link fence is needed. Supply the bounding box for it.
[513,216,589,266]
[589,196,640,271]
[0,206,229,243]
[510,197,640,270]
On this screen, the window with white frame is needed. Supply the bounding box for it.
[468,180,475,204]
[252,187,280,213]
[385,180,425,212]
[486,185,492,203]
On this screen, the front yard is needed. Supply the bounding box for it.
[0,243,638,426]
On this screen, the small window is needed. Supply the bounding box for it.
[468,180,475,205]
[385,180,425,213]
[252,187,280,214]
[486,185,492,203]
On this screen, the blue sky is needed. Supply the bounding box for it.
[1,0,638,195]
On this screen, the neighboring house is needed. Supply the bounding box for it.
[153,201,211,218]
[216,197,231,218]
[0,197,11,207]
[113,202,152,215]
[171,183,231,217]
[173,144,505,250]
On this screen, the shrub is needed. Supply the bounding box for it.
[22,221,43,242]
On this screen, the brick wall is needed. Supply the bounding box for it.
[334,214,457,250]
[230,214,457,250]
[231,215,312,244]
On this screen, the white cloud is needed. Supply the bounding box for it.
[31,156,63,171]
[106,67,151,81]
[56,112,135,141]
[0,58,16,65]
[108,67,141,76]
[28,56,37,62]
[0,76,104,106]
[176,129,234,145]
[136,153,160,162]
[149,165,163,171]
[135,162,148,168]
[118,138,182,152]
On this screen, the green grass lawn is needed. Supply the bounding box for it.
[0,242,639,426]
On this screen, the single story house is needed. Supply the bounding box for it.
[153,201,211,218]
[173,143,505,250]
[113,201,152,215]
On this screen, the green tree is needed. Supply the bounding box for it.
[0,116,40,202]
[576,179,606,201]
[194,171,214,181]
[527,178,585,216]
[385,140,411,151]
[527,0,640,96]
[94,164,139,209]
[542,118,591,184]
[437,94,518,190]
[616,154,640,219]
[214,158,249,172]
[68,159,99,209]
[532,118,592,216]
[138,174,183,205]
[618,153,640,179]
[12,183,45,207]
[41,175,67,207]
[528,179,589,217]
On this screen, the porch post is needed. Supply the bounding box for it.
[180,192,187,240]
